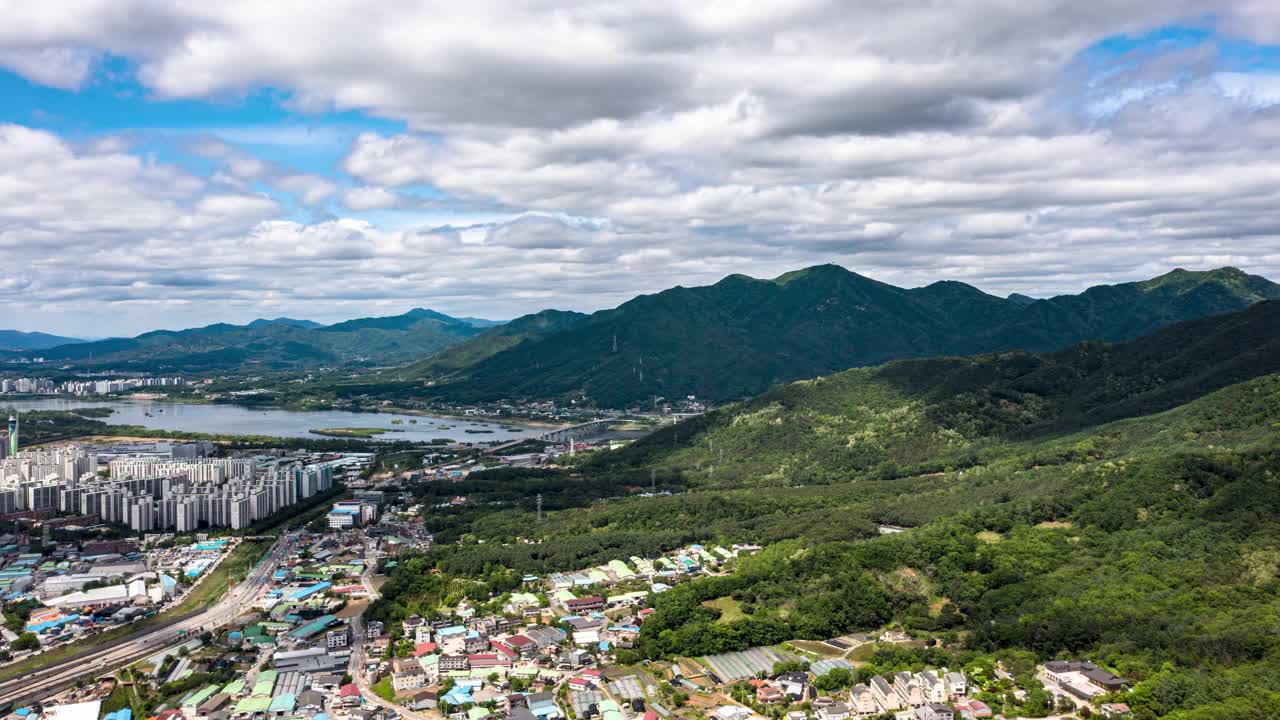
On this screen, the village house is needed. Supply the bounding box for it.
[894,672,925,707]
[944,671,967,698]
[756,684,785,705]
[506,634,538,659]
[393,657,427,692]
[440,654,470,671]
[339,684,362,707]
[815,702,850,720]
[870,676,903,711]
[464,631,491,653]
[410,689,439,711]
[918,671,946,704]
[849,684,879,715]
[913,704,954,720]
[565,596,605,614]
[776,672,809,701]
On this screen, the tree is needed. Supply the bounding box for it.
[815,668,852,692]
[12,632,39,652]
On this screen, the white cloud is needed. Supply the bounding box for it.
[1,2,1280,335]
[275,174,338,205]
[343,186,402,210]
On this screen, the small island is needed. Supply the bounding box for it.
[309,427,404,438]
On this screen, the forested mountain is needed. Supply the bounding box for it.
[409,265,1279,407]
[1,308,486,372]
[590,299,1280,484]
[0,329,84,351]
[372,303,1280,719]
[246,317,323,329]
[385,309,587,381]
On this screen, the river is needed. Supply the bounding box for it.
[0,397,544,443]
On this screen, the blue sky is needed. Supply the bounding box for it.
[0,3,1279,336]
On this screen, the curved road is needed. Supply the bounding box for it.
[0,534,297,708]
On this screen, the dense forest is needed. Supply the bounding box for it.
[398,265,1279,407]
[371,302,1280,719]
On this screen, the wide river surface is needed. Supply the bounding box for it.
[0,397,544,443]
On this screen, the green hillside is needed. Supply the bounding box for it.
[385,309,587,380]
[408,265,1279,407]
[371,302,1280,719]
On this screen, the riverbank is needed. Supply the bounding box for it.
[4,397,544,445]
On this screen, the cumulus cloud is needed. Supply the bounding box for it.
[343,186,402,210]
[1,2,1280,335]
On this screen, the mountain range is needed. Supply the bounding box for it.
[6,265,1277,398]
[403,265,1280,407]
[0,330,85,351]
[2,309,491,372]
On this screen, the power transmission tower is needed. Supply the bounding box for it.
[536,493,543,522]
[650,469,656,492]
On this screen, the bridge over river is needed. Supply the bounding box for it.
[483,418,619,454]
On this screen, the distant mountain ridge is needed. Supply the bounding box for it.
[3,308,488,372]
[403,265,1280,407]
[0,330,84,351]
[247,317,323,329]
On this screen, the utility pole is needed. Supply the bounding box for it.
[650,469,656,493]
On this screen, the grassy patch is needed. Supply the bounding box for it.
[170,541,269,615]
[371,676,396,701]
[311,427,401,438]
[975,530,1003,543]
[702,596,747,624]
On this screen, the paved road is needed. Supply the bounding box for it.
[345,549,439,720]
[0,533,297,708]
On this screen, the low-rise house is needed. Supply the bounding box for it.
[565,597,605,614]
[777,672,808,701]
[524,625,567,649]
[894,672,924,707]
[918,672,946,704]
[954,700,992,719]
[712,707,755,720]
[849,685,878,716]
[338,684,362,707]
[464,632,491,653]
[870,676,902,711]
[507,634,538,658]
[410,690,439,711]
[469,652,512,669]
[1100,704,1132,718]
[756,685,785,705]
[393,657,427,692]
[440,654,470,671]
[943,672,967,698]
[913,704,952,720]
[1044,660,1127,696]
[816,702,849,720]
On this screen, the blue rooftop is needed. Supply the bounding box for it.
[289,581,331,600]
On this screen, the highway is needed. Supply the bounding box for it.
[0,533,298,708]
